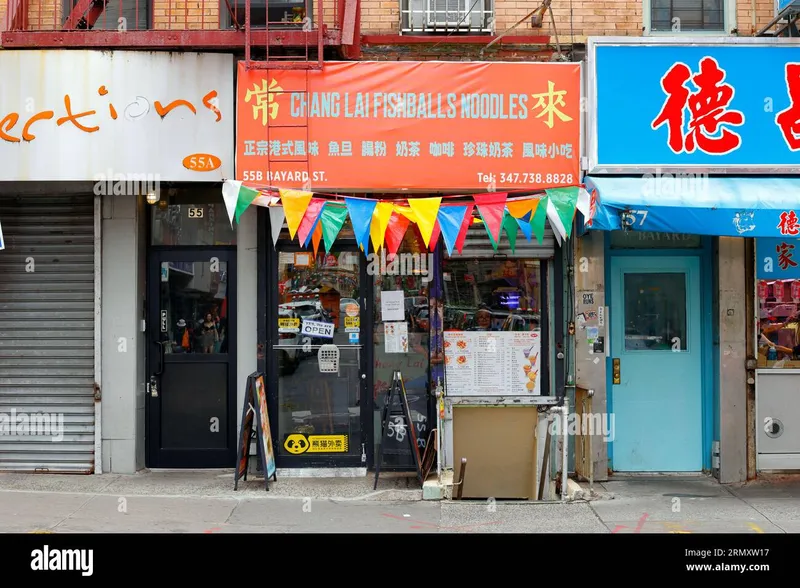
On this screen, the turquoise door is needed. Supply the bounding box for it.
[610,256,703,472]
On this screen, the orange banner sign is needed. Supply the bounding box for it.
[236,61,581,192]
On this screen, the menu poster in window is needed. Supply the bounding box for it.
[384,322,409,353]
[443,330,541,396]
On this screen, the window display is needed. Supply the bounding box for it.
[756,237,800,368]
[442,258,545,396]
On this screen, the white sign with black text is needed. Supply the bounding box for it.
[301,319,334,339]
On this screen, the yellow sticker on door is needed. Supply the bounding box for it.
[344,316,360,329]
[283,434,348,454]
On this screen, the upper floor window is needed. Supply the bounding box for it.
[63,0,149,30]
[647,0,729,33]
[401,0,494,34]
[223,0,310,28]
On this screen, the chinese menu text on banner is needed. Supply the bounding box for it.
[236,61,581,191]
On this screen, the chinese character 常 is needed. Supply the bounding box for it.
[651,57,745,155]
[244,78,284,126]
[777,242,798,270]
[778,211,800,236]
[776,63,800,151]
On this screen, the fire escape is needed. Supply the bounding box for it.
[2,0,361,55]
[757,1,800,36]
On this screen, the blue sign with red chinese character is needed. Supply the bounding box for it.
[757,238,800,280]
[589,41,800,171]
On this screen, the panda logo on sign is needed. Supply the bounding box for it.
[284,434,309,454]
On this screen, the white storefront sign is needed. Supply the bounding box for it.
[0,50,234,181]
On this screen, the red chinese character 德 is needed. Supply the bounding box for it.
[777,242,798,271]
[776,63,800,151]
[651,57,745,155]
[778,211,800,236]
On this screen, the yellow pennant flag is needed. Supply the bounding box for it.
[407,197,442,248]
[393,204,418,224]
[506,197,540,220]
[279,189,313,240]
[370,202,394,253]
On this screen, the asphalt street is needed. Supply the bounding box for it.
[0,471,799,533]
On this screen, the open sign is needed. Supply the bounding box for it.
[301,319,334,339]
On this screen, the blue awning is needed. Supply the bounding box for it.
[583,176,800,238]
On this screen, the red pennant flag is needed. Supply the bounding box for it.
[454,204,475,254]
[472,193,508,243]
[428,220,441,252]
[296,198,325,245]
[385,212,411,257]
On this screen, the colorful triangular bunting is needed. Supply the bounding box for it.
[345,198,378,253]
[438,205,469,257]
[320,203,349,253]
[280,189,313,240]
[473,193,508,243]
[407,197,442,249]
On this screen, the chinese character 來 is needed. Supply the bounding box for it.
[777,242,798,270]
[651,57,744,155]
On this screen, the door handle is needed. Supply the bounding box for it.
[612,358,621,385]
[154,341,166,376]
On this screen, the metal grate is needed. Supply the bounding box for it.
[317,344,340,373]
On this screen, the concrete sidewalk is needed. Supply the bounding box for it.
[1,470,799,533]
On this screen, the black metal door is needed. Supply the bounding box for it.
[146,249,237,468]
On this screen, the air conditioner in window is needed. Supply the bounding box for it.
[407,0,488,31]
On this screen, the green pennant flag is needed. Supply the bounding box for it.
[544,187,579,240]
[235,184,261,225]
[501,211,518,254]
[484,219,500,251]
[320,203,349,253]
[529,195,548,245]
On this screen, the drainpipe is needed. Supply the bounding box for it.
[549,402,570,501]
[751,0,756,35]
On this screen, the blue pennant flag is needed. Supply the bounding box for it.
[345,198,377,253]
[437,205,469,256]
[303,202,326,248]
[516,216,533,241]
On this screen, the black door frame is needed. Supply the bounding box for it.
[265,236,373,468]
[145,246,238,468]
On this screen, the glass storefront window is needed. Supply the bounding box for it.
[758,279,800,368]
[373,227,431,468]
[151,203,237,246]
[623,272,687,351]
[442,258,542,332]
[275,249,363,459]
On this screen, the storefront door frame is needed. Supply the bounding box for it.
[261,220,374,469]
[603,233,716,472]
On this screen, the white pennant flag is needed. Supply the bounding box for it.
[268,206,285,247]
[576,187,592,218]
[546,198,567,243]
[221,180,242,227]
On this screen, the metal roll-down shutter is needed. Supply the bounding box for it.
[447,222,557,259]
[0,194,96,473]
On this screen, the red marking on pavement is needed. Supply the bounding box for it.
[204,527,221,533]
[611,513,649,534]
[382,512,502,531]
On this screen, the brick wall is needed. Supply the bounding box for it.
[0,0,783,38]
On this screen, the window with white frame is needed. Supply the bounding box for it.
[400,0,494,34]
[646,0,731,33]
